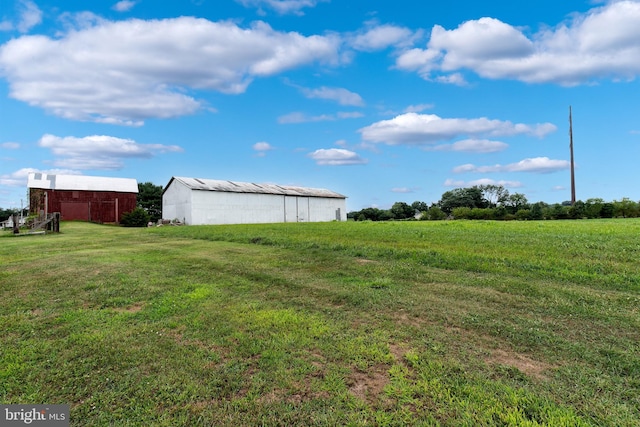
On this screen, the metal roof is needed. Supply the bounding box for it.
[27,173,138,193]
[167,177,346,199]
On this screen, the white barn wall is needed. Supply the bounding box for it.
[162,177,347,225]
[309,197,346,221]
[284,196,298,223]
[162,180,192,224]
[192,191,286,225]
[189,192,346,225]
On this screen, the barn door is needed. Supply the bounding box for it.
[284,196,310,222]
[284,196,297,222]
[60,202,90,221]
[297,197,310,222]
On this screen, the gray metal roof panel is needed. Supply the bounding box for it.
[171,177,345,198]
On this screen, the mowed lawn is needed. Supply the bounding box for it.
[1,219,639,426]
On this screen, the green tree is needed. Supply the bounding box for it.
[469,208,494,220]
[568,200,586,219]
[391,202,415,219]
[504,193,529,214]
[600,203,615,218]
[0,208,13,222]
[584,198,604,218]
[493,206,507,220]
[478,184,509,208]
[529,202,545,220]
[137,182,163,222]
[411,201,429,213]
[613,198,638,218]
[451,207,472,219]
[424,206,446,220]
[551,204,570,220]
[351,207,392,221]
[438,187,487,214]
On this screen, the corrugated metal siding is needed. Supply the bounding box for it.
[167,177,345,199]
[163,177,347,225]
[162,179,193,224]
[191,191,287,225]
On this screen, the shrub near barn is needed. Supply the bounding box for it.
[120,207,150,227]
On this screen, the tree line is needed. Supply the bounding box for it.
[347,185,640,221]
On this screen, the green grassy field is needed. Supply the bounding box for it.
[1,220,639,426]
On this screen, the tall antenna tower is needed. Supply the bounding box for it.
[569,106,576,205]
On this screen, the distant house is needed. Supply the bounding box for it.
[28,173,138,223]
[162,177,347,225]
[1,215,25,229]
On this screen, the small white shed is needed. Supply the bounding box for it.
[162,177,347,225]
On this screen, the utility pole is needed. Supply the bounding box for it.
[569,106,576,205]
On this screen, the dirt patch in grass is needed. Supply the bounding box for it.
[348,367,389,404]
[166,328,229,359]
[347,343,406,404]
[445,324,555,380]
[258,384,332,405]
[393,314,554,381]
[488,348,552,380]
[112,303,144,313]
[389,343,407,362]
[394,310,426,329]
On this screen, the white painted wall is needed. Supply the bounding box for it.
[309,197,346,222]
[162,180,193,224]
[163,180,347,225]
[191,191,285,225]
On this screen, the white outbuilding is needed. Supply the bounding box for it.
[162,177,347,225]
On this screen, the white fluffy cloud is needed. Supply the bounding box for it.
[391,187,417,193]
[0,0,42,33]
[278,111,363,124]
[0,18,341,125]
[301,86,364,106]
[453,157,570,174]
[253,142,274,151]
[112,1,136,12]
[444,178,523,188]
[396,1,640,85]
[429,139,508,153]
[307,148,368,165]
[404,104,434,113]
[253,141,274,157]
[359,113,556,145]
[349,23,418,51]
[235,0,326,15]
[1,142,21,149]
[38,134,183,170]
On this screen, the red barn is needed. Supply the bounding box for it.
[28,173,138,223]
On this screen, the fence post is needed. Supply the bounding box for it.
[12,213,19,234]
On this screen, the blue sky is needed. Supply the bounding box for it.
[1,0,639,212]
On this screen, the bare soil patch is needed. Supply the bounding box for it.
[488,348,552,380]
